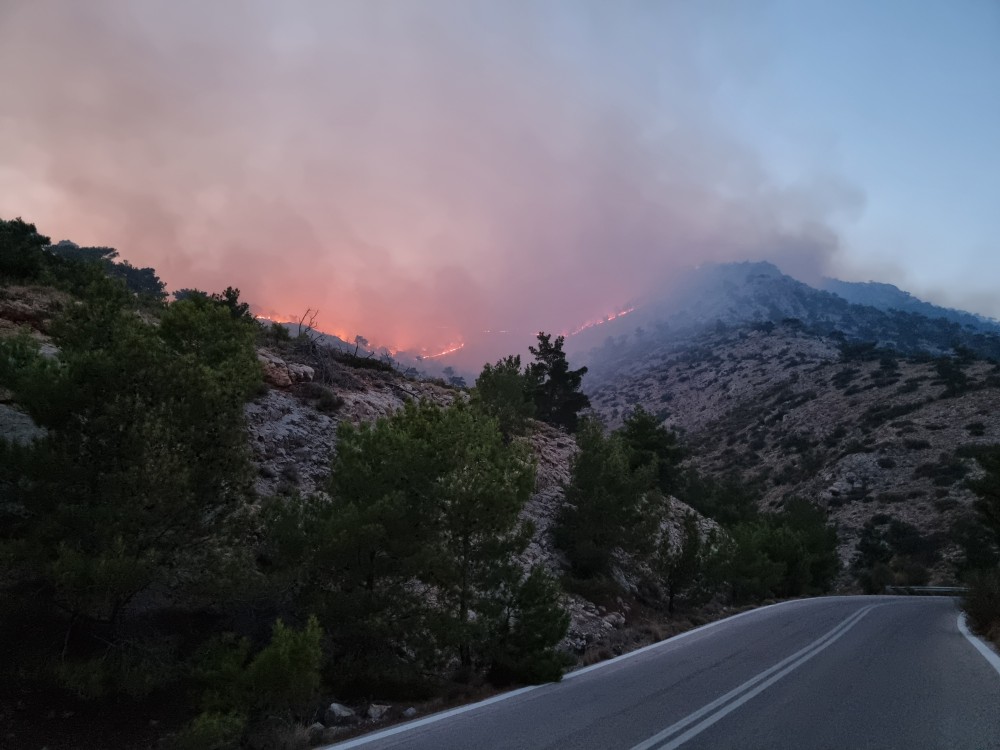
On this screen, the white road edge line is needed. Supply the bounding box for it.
[957,613,1000,678]
[321,597,820,749]
[320,685,540,750]
[630,605,877,750]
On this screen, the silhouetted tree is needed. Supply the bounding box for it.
[970,447,1000,549]
[658,512,704,613]
[0,217,49,279]
[525,332,590,432]
[48,240,165,299]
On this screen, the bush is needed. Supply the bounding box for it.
[554,418,661,579]
[964,570,1000,642]
[488,567,572,685]
[173,711,247,750]
[471,355,534,437]
[183,617,324,749]
[914,454,968,486]
[316,389,344,413]
[244,618,324,716]
[966,422,987,437]
[52,636,181,700]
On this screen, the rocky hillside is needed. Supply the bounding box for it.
[245,343,672,652]
[586,319,1000,581]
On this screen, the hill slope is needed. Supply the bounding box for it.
[587,319,1000,582]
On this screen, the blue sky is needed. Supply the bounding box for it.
[718,0,1000,312]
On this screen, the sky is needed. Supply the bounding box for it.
[0,0,997,363]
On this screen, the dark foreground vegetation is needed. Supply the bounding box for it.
[961,448,1000,646]
[0,218,578,748]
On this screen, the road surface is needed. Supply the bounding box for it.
[325,596,1000,750]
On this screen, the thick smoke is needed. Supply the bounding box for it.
[0,0,864,362]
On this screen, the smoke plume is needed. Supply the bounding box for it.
[0,0,863,364]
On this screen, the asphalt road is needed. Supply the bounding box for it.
[325,596,1000,750]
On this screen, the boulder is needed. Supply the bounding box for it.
[324,702,358,726]
[288,363,315,382]
[0,404,44,445]
[402,707,418,719]
[258,350,292,388]
[256,349,314,388]
[366,704,391,721]
[603,612,626,629]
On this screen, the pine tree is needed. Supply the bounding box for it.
[554,418,662,579]
[472,354,535,438]
[620,406,684,495]
[280,400,567,688]
[659,512,703,613]
[525,332,590,432]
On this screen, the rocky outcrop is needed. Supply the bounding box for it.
[257,348,315,388]
[0,286,69,363]
[0,285,71,336]
[245,351,455,497]
[0,404,44,445]
[520,423,577,574]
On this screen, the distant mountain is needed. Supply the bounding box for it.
[820,278,1000,334]
[571,261,1000,364]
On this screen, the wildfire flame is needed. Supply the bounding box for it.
[566,306,636,337]
[421,342,466,359]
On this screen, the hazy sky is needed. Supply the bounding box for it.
[1,1,997,359]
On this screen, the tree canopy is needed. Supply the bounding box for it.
[525,332,590,432]
[472,354,535,438]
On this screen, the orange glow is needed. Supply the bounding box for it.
[566,306,636,337]
[421,342,466,359]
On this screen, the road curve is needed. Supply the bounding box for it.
[324,596,1000,750]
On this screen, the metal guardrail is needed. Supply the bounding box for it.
[883,586,969,596]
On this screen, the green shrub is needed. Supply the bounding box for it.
[190,618,323,720]
[297,382,345,412]
[914,454,968,486]
[488,567,572,685]
[471,355,535,437]
[316,390,345,413]
[173,711,247,750]
[964,570,1000,642]
[244,617,324,715]
[52,637,181,700]
[966,422,987,437]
